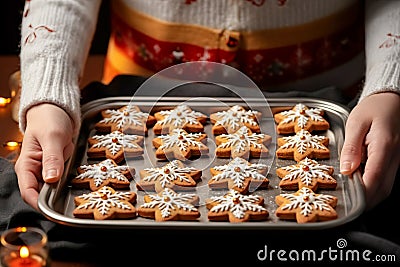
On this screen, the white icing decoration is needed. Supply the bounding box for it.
[76,186,134,215]
[143,160,198,188]
[158,129,205,152]
[218,126,266,154]
[279,187,335,217]
[209,189,267,219]
[279,129,328,155]
[211,157,268,188]
[279,103,325,129]
[140,188,198,218]
[157,105,206,128]
[212,105,260,133]
[91,131,142,155]
[280,157,334,187]
[75,159,130,188]
[99,105,149,130]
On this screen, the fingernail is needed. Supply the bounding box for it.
[44,169,58,182]
[340,161,352,173]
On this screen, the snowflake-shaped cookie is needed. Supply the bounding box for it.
[275,187,338,223]
[137,187,200,222]
[71,159,134,191]
[206,189,269,223]
[210,105,262,134]
[137,160,202,192]
[215,126,271,159]
[73,186,137,220]
[209,157,269,194]
[87,131,144,163]
[153,104,207,135]
[152,128,209,161]
[274,103,330,134]
[276,129,330,162]
[276,157,336,191]
[94,105,156,136]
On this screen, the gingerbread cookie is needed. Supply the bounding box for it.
[274,103,330,134]
[210,105,262,135]
[153,104,207,135]
[94,105,156,136]
[275,187,338,223]
[137,160,202,192]
[276,129,330,162]
[87,131,144,163]
[73,186,137,220]
[209,157,269,194]
[137,188,200,222]
[276,157,336,191]
[152,128,209,161]
[206,189,269,223]
[215,126,271,159]
[71,159,134,191]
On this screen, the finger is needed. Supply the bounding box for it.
[340,116,370,175]
[41,142,67,183]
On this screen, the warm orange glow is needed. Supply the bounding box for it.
[19,246,29,258]
[0,97,11,107]
[16,227,27,232]
[4,141,21,148]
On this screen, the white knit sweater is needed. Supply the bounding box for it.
[19,0,400,135]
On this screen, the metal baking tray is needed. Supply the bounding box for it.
[38,96,365,230]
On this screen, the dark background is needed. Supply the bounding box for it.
[0,0,110,55]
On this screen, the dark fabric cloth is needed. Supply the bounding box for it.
[1,75,399,265]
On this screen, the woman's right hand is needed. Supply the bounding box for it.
[15,103,75,210]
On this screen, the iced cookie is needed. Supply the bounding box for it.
[137,160,202,192]
[276,157,336,191]
[215,126,272,159]
[73,186,137,220]
[206,189,269,223]
[137,188,200,222]
[87,131,144,163]
[210,105,262,135]
[209,157,269,194]
[152,128,209,161]
[94,105,156,136]
[71,159,134,191]
[276,129,330,162]
[274,103,330,134]
[153,104,207,135]
[275,187,338,223]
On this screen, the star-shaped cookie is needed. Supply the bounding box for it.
[87,131,144,163]
[71,159,134,191]
[274,103,330,134]
[94,105,156,136]
[276,157,337,191]
[73,186,137,220]
[137,188,200,222]
[209,157,269,194]
[275,187,338,223]
[137,160,202,192]
[152,128,209,161]
[210,105,262,135]
[276,129,330,162]
[153,104,207,135]
[215,126,271,159]
[206,189,269,223]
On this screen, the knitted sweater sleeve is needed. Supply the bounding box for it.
[19,0,102,135]
[361,0,400,102]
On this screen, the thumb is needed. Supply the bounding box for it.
[41,147,65,183]
[340,117,369,175]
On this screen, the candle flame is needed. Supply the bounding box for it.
[0,97,11,106]
[20,246,30,258]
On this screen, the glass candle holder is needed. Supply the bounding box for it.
[0,227,49,267]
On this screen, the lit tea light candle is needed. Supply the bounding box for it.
[0,97,11,107]
[3,141,22,150]
[0,227,49,267]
